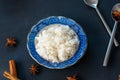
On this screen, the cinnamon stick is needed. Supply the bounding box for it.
[3,71,19,80]
[9,60,17,79]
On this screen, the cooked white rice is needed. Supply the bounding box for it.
[35,24,79,63]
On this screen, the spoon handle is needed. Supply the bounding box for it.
[95,7,119,47]
[103,21,118,67]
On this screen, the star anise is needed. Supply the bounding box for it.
[67,74,77,80]
[118,75,120,80]
[112,10,120,21]
[29,64,39,75]
[6,38,16,47]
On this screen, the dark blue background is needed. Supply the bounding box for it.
[0,0,120,80]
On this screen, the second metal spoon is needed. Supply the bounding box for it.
[103,3,120,67]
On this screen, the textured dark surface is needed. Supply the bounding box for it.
[0,0,120,80]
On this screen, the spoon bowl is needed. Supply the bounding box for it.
[84,0,98,8]
[111,3,120,22]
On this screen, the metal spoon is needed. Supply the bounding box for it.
[83,0,119,47]
[103,3,120,67]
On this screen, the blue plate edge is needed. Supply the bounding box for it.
[26,16,88,69]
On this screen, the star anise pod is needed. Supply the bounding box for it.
[118,75,120,80]
[29,64,39,75]
[6,38,16,47]
[112,10,120,21]
[67,74,77,80]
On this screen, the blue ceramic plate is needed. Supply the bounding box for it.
[27,16,87,69]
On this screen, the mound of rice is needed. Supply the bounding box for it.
[35,24,79,63]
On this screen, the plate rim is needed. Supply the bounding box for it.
[27,16,88,69]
